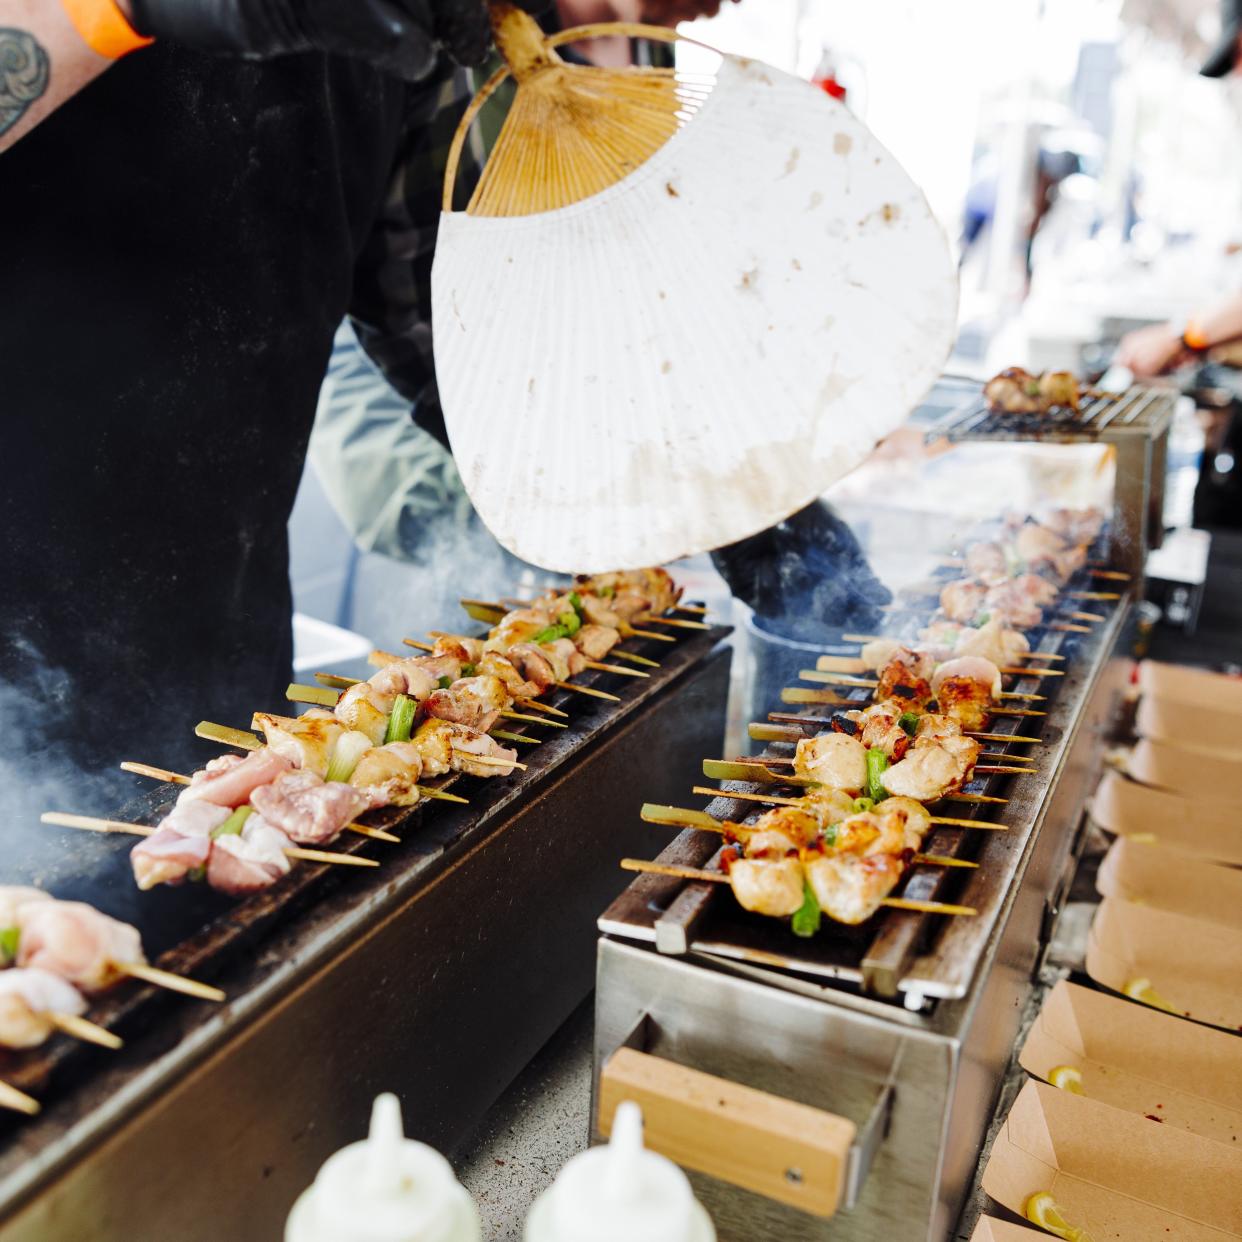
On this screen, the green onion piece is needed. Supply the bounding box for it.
[897,712,920,736]
[462,663,476,677]
[533,624,569,644]
[568,591,584,617]
[213,806,254,838]
[821,824,839,848]
[326,730,372,783]
[866,747,889,803]
[0,926,19,964]
[972,612,991,628]
[851,797,874,814]
[598,584,615,598]
[188,865,206,882]
[438,676,453,689]
[560,610,582,636]
[791,881,822,938]
[385,693,417,744]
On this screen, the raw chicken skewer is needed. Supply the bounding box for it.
[840,633,1063,662]
[0,970,120,1050]
[1,891,224,1003]
[0,1079,40,1116]
[619,859,977,923]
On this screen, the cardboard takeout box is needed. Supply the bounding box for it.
[1135,695,1242,758]
[1127,737,1242,800]
[1096,837,1242,932]
[1019,979,1242,1144]
[1090,770,1242,866]
[1086,897,1242,1033]
[969,1218,1043,1241]
[982,1079,1242,1240]
[1139,660,1242,715]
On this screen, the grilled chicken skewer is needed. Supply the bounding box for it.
[0,889,224,1002]
[686,786,1006,830]
[0,970,121,1050]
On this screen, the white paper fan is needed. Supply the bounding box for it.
[433,52,958,572]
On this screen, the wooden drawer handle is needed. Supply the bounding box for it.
[599,1047,857,1218]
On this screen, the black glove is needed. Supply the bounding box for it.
[711,501,892,641]
[128,0,497,78]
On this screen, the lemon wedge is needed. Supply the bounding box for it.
[1025,1190,1095,1241]
[1048,1065,1084,1095]
[1123,977,1177,1013]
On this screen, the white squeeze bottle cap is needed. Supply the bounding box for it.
[524,1102,715,1242]
[285,1093,481,1242]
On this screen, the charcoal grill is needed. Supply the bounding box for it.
[0,621,731,1242]
[921,376,1177,590]
[592,558,1135,1239]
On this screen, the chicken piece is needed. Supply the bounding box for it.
[827,811,883,855]
[432,635,485,664]
[1042,507,1103,547]
[504,644,558,693]
[130,826,214,891]
[409,719,455,778]
[206,816,294,895]
[253,710,346,778]
[799,786,858,828]
[794,733,868,791]
[727,857,806,918]
[579,593,626,630]
[952,617,1030,667]
[544,637,586,679]
[249,769,371,847]
[579,569,681,619]
[745,807,820,850]
[178,749,294,809]
[846,701,913,761]
[964,541,1011,586]
[349,742,424,807]
[734,827,802,857]
[932,657,1002,700]
[17,901,145,991]
[1050,544,1087,582]
[0,970,88,1049]
[575,624,620,661]
[333,687,390,745]
[859,638,903,671]
[881,743,970,801]
[984,367,1043,414]
[933,677,993,732]
[875,649,935,708]
[475,651,543,701]
[920,620,965,653]
[913,712,963,742]
[940,579,988,623]
[485,609,550,653]
[805,852,904,925]
[1038,370,1079,411]
[922,732,981,769]
[423,674,509,734]
[0,887,51,934]
[1014,523,1067,567]
[443,725,520,778]
[875,797,932,852]
[1012,572,1059,608]
[982,583,1042,629]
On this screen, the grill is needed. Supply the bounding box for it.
[0,621,731,1242]
[921,376,1177,590]
[592,482,1143,1239]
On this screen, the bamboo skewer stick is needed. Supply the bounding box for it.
[1068,591,1122,601]
[780,688,1046,718]
[797,669,1045,702]
[0,1081,40,1116]
[284,683,565,732]
[49,1013,123,1050]
[553,681,621,702]
[840,634,1065,660]
[685,787,1009,831]
[1050,622,1092,633]
[637,616,710,631]
[814,654,1063,678]
[454,751,528,772]
[763,713,1042,745]
[640,804,981,866]
[610,650,660,669]
[700,760,1009,803]
[121,759,400,844]
[40,812,381,868]
[1066,610,1105,623]
[745,722,1036,763]
[516,698,569,719]
[618,860,977,917]
[118,962,226,1003]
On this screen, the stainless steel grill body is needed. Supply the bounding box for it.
[592,609,1132,1241]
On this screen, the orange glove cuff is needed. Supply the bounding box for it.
[60,0,153,59]
[1182,320,1210,352]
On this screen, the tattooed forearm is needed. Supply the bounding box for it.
[0,27,50,139]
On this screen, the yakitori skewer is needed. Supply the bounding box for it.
[3,889,227,1004]
[797,670,1045,702]
[462,599,676,643]
[814,654,1063,678]
[747,722,1035,764]
[940,558,1128,585]
[121,760,401,845]
[0,1081,40,1116]
[701,759,1009,804]
[840,634,1064,661]
[645,803,989,856]
[764,712,1042,745]
[781,687,1047,719]
[752,752,1031,777]
[619,859,978,918]
[40,812,380,868]
[401,639,622,703]
[687,787,1008,830]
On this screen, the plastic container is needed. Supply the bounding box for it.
[286,1093,481,1242]
[524,1101,715,1242]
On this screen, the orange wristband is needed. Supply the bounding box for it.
[60,0,153,59]
[1183,320,1210,352]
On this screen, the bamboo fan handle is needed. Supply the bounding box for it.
[598,1047,856,1218]
[440,9,691,213]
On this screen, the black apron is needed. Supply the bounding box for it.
[1,43,406,776]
